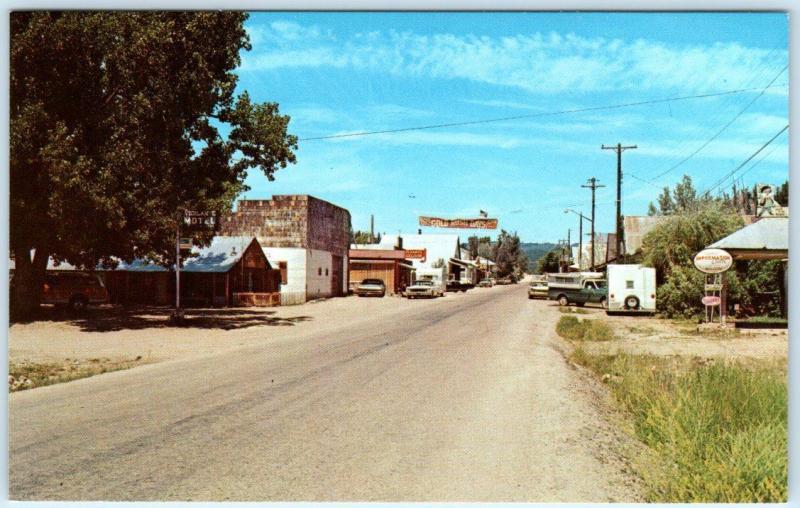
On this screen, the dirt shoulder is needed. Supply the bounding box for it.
[558,307,787,360]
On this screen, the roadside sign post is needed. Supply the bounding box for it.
[173,212,184,321]
[694,248,733,325]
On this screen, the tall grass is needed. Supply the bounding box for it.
[556,315,614,341]
[572,351,787,502]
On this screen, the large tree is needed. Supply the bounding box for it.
[10,12,297,318]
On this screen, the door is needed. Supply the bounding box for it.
[331,255,343,296]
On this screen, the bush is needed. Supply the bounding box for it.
[656,265,705,318]
[572,351,787,502]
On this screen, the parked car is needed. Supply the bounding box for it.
[547,272,607,308]
[415,267,447,296]
[528,278,548,299]
[446,280,471,292]
[496,277,513,285]
[355,278,386,297]
[478,278,494,288]
[606,264,656,314]
[405,280,442,299]
[42,272,110,311]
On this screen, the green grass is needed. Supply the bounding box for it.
[571,349,787,502]
[556,315,614,341]
[9,356,145,392]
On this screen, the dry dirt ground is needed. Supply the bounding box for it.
[8,283,643,502]
[560,306,787,360]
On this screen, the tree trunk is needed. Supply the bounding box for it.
[10,246,48,321]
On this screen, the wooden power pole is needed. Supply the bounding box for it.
[602,143,637,263]
[582,177,605,271]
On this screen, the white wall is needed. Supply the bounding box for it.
[263,247,308,306]
[306,249,333,300]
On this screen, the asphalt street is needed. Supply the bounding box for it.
[9,283,639,501]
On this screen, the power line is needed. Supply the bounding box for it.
[297,83,787,142]
[701,124,789,197]
[644,65,787,182]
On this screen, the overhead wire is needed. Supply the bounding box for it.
[297,83,787,142]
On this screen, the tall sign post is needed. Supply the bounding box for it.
[173,210,219,320]
[694,248,733,324]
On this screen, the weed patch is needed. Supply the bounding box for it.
[556,315,614,341]
[9,356,146,392]
[571,349,787,502]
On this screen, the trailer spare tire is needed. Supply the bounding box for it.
[558,295,569,306]
[624,295,640,310]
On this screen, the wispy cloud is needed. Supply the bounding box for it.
[241,22,788,96]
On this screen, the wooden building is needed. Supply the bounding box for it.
[348,249,416,295]
[102,237,281,307]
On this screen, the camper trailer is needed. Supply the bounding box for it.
[606,264,656,314]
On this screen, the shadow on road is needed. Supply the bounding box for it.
[15,306,312,332]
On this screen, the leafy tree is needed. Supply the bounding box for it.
[673,174,698,212]
[431,258,446,269]
[492,230,526,278]
[641,201,743,280]
[535,249,561,274]
[352,231,380,244]
[775,181,789,207]
[10,13,297,318]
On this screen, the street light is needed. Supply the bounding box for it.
[564,208,593,271]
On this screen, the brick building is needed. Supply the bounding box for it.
[219,195,352,304]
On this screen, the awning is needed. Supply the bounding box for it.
[707,217,788,260]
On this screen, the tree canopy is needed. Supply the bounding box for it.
[10,12,297,317]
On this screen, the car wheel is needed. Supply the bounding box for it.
[625,295,640,310]
[601,297,608,309]
[69,295,88,312]
[558,295,569,306]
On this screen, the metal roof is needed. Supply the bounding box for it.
[708,217,788,252]
[10,237,261,274]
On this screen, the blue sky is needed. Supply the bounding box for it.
[234,12,788,243]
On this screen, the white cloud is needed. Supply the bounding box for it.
[240,24,788,96]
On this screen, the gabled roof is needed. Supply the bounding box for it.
[708,217,788,252]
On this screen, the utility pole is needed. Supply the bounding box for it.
[564,208,590,271]
[370,214,375,243]
[567,228,571,269]
[581,177,605,271]
[602,143,637,264]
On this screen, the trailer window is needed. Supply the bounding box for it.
[626,280,634,289]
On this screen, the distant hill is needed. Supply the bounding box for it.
[520,242,557,271]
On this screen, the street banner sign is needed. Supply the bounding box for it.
[419,216,498,229]
[694,248,733,274]
[183,210,218,228]
[404,248,427,262]
[702,295,721,306]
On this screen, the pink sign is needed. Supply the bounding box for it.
[702,295,721,306]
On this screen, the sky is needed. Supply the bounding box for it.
[233,12,789,243]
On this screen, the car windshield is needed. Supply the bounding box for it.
[415,280,433,286]
[361,279,383,285]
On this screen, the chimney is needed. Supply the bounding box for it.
[397,236,403,249]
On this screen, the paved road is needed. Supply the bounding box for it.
[9,284,640,501]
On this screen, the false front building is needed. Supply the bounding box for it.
[219,195,351,305]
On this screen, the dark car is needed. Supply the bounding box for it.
[355,278,386,297]
[446,280,472,292]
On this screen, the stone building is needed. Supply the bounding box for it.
[219,195,351,304]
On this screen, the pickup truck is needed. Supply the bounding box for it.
[547,273,608,308]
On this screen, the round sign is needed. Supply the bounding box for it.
[694,249,733,274]
[702,295,721,306]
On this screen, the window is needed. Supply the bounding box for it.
[626,280,634,289]
[318,267,322,276]
[325,268,329,276]
[278,261,288,285]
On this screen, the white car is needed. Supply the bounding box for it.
[405,280,442,299]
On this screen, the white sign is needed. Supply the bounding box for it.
[183,210,218,228]
[694,249,733,274]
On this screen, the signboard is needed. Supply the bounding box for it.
[179,238,193,250]
[404,248,427,262]
[756,183,786,217]
[183,210,218,228]
[702,295,721,306]
[704,283,723,291]
[694,249,733,274]
[419,216,498,229]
